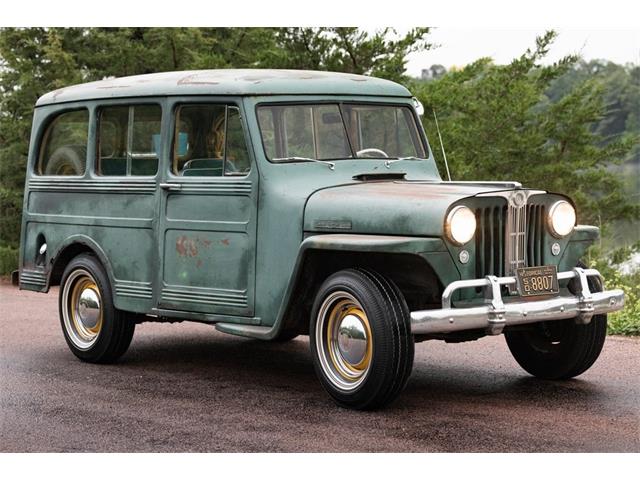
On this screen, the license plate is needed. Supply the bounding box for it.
[515,265,559,297]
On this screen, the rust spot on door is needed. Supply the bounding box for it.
[176,236,198,257]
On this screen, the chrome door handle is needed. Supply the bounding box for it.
[159,183,182,191]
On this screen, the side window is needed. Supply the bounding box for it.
[37,109,89,176]
[97,104,161,176]
[172,104,251,176]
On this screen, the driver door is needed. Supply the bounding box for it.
[156,100,257,317]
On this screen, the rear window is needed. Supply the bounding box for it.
[37,109,89,176]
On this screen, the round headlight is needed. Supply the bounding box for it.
[445,206,476,245]
[548,200,576,237]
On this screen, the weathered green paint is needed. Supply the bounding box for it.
[19,70,602,340]
[36,70,411,107]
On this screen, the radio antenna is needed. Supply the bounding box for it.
[432,108,451,181]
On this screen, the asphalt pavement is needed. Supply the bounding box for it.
[1,282,638,452]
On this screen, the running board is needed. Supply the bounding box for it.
[215,323,273,340]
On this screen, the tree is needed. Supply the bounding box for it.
[413,31,639,235]
[273,28,432,82]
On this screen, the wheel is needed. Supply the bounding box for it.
[59,254,135,363]
[505,266,607,380]
[310,268,414,410]
[45,145,86,175]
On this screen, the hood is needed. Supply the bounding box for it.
[304,180,522,237]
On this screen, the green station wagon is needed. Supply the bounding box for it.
[17,69,625,409]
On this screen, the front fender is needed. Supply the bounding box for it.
[217,234,457,340]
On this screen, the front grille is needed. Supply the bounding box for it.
[475,205,507,278]
[526,203,546,267]
[475,200,546,278]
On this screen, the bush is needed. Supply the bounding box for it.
[602,269,640,336]
[588,245,640,336]
[0,245,19,276]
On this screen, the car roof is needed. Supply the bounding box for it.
[36,69,412,106]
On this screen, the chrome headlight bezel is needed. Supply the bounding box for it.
[548,200,576,238]
[445,205,477,246]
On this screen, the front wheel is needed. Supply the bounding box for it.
[59,254,135,363]
[310,268,414,410]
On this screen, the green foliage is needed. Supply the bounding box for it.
[587,244,640,336]
[413,31,640,230]
[0,245,18,275]
[274,28,432,82]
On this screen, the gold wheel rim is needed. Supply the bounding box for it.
[62,269,103,349]
[316,291,373,391]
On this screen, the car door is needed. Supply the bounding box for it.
[156,99,257,318]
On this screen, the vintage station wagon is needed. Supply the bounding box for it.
[17,69,625,409]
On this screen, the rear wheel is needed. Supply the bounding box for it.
[59,254,134,363]
[310,268,414,410]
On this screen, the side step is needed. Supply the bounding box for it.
[215,323,273,340]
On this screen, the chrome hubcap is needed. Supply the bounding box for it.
[61,269,103,350]
[77,287,101,331]
[337,314,368,366]
[315,291,373,391]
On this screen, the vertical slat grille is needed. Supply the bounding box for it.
[475,201,545,278]
[526,203,546,266]
[475,205,507,277]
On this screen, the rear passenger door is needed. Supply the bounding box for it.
[156,100,257,318]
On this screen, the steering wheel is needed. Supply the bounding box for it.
[356,148,389,158]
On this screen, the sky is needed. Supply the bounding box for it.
[405,28,640,76]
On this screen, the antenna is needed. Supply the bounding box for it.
[432,108,451,181]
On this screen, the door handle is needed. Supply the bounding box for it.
[159,183,182,191]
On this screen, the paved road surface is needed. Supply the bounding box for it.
[1,282,638,452]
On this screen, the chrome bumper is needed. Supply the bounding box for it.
[410,268,625,336]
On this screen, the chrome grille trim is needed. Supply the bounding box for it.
[475,190,546,283]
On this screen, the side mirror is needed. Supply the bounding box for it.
[412,97,425,117]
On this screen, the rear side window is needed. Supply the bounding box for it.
[97,104,161,176]
[172,104,251,176]
[37,109,89,176]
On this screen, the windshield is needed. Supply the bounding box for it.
[257,103,426,162]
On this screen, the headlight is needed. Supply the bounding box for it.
[548,200,576,237]
[445,206,476,245]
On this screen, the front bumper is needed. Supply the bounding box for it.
[410,268,625,336]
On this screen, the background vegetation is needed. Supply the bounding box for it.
[0,28,637,333]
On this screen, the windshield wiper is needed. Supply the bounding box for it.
[273,156,335,170]
[384,156,426,169]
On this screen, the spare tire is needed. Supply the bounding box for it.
[44,145,86,175]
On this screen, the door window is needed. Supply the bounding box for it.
[173,104,251,176]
